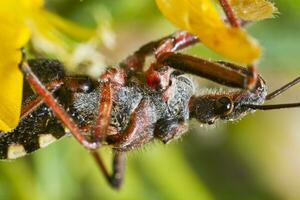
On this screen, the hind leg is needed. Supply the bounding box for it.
[92,150,126,189]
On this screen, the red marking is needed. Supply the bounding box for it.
[100,68,126,89]
[146,64,161,90]
[146,64,174,91]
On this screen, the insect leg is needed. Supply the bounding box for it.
[91,150,126,189]
[110,150,126,188]
[92,68,126,141]
[135,32,197,90]
[121,0,246,73]
[157,52,256,89]
[114,98,155,150]
[121,31,198,72]
[92,81,112,141]
[154,31,199,58]
[218,0,240,27]
[20,62,99,150]
[21,80,64,120]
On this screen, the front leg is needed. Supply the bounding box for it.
[157,52,257,89]
[120,31,198,73]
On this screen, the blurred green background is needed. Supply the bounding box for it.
[2,0,300,199]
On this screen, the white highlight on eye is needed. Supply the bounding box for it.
[7,144,26,159]
[39,134,57,148]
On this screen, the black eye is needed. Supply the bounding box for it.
[215,96,234,116]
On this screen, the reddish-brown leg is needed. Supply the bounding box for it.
[20,62,99,150]
[92,68,126,140]
[143,1,255,90]
[21,80,64,120]
[121,10,251,74]
[154,31,198,58]
[91,150,126,189]
[247,65,258,90]
[95,99,154,189]
[20,60,127,187]
[218,0,240,27]
[218,0,258,85]
[157,52,258,89]
[144,32,198,91]
[121,31,198,73]
[92,81,112,141]
[87,68,127,188]
[116,99,154,149]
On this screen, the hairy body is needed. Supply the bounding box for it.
[0,59,195,158]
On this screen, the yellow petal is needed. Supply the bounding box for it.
[229,0,278,21]
[0,0,43,18]
[0,0,44,131]
[156,0,261,64]
[0,62,23,132]
[0,2,32,131]
[0,41,25,132]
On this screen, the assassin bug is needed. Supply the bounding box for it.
[1,1,300,190]
[1,30,300,190]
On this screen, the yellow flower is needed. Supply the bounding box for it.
[156,0,276,64]
[0,0,96,131]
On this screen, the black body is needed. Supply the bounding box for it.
[0,59,196,158]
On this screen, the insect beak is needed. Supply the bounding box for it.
[241,103,300,110]
[241,104,258,110]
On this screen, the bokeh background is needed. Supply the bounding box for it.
[1,0,300,199]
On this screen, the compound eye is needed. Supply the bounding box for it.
[215,96,234,116]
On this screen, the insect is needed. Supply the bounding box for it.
[1,30,300,190]
[1,1,299,190]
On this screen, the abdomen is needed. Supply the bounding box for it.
[0,104,66,159]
